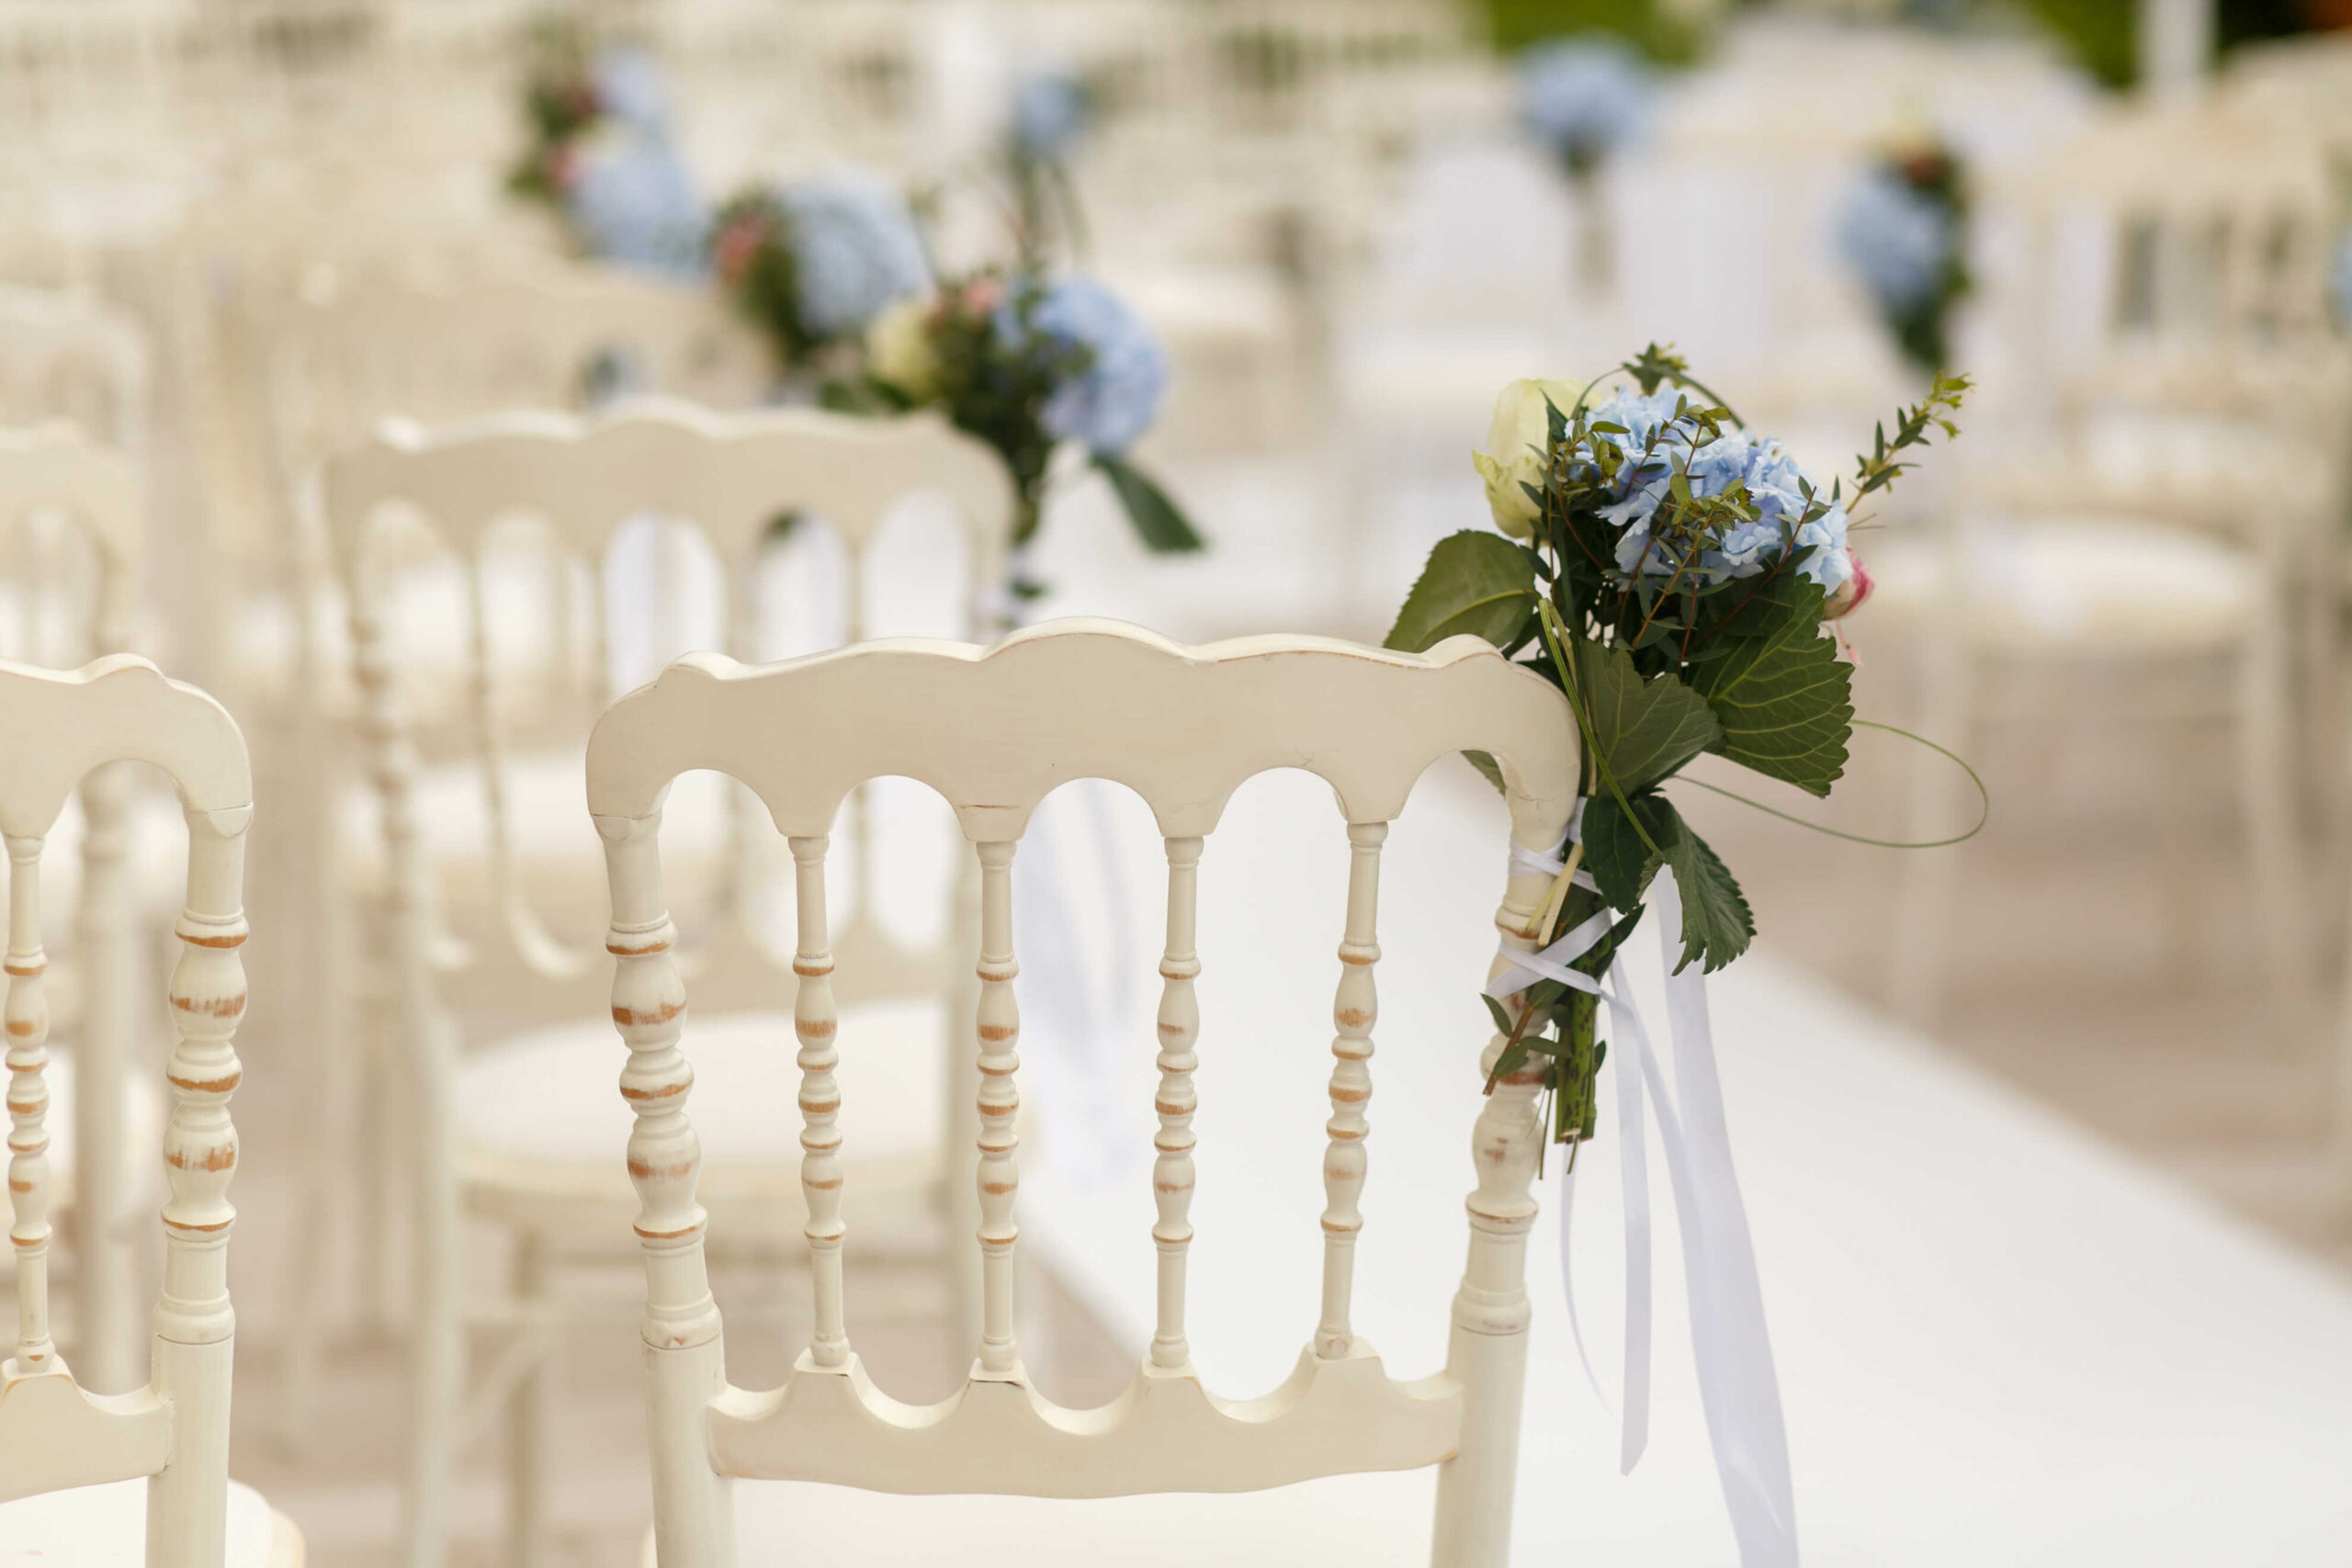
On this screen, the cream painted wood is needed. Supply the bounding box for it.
[0,289,150,461]
[0,426,152,1398]
[1878,94,2346,1028]
[0,652,288,1568]
[588,620,1577,1564]
[322,401,1012,1568]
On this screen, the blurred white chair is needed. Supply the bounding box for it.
[0,426,175,1399]
[1871,96,2346,1026]
[0,652,301,1568]
[320,402,1012,1568]
[586,620,1575,1564]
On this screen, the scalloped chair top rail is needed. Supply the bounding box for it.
[587,618,1579,844]
[0,655,250,838]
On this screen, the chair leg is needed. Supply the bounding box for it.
[401,1016,463,1568]
[507,1231,552,1568]
[2237,619,2307,1030]
[1889,630,1976,1028]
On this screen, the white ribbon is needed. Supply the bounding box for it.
[1487,818,1797,1565]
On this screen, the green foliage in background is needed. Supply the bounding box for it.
[1482,0,1702,65]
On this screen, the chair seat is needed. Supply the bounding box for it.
[655,1472,1434,1567]
[457,1001,949,1236]
[1866,518,2262,650]
[0,1477,302,1568]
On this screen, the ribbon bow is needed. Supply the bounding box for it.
[1488,809,1799,1566]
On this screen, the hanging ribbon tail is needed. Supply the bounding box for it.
[1602,958,1653,1475]
[1555,1167,1614,1416]
[1648,870,1800,1567]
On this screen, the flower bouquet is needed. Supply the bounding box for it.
[1838,137,1972,375]
[841,272,1202,604]
[1519,38,1652,294]
[712,173,933,378]
[1387,344,1967,1149]
[509,35,706,277]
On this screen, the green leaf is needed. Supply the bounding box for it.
[1685,576,1853,795]
[1462,749,1508,795]
[1659,818,1753,974]
[1092,453,1205,553]
[1481,993,1513,1038]
[1582,790,1679,912]
[1385,531,1537,654]
[1573,639,1722,795]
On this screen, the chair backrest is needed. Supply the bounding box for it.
[0,423,141,669]
[0,423,153,1396]
[0,654,253,1566]
[324,400,1014,1018]
[586,620,1577,1564]
[0,288,150,459]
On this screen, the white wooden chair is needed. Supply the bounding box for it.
[0,425,174,1399]
[321,401,1012,1568]
[1870,95,2348,1026]
[0,652,301,1568]
[588,619,1577,1565]
[0,288,150,460]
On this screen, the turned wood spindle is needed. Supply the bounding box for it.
[1150,835,1204,1371]
[1317,820,1387,1359]
[791,833,850,1368]
[6,832,53,1372]
[972,838,1022,1377]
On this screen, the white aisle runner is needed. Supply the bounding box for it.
[733,762,2352,1563]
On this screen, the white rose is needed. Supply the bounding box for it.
[866,296,940,398]
[1472,378,1584,540]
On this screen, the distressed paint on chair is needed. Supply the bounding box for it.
[0,654,256,1568]
[323,400,1012,1568]
[0,424,153,1396]
[588,620,1578,1565]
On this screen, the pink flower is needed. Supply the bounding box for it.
[713,218,764,285]
[1826,552,1873,618]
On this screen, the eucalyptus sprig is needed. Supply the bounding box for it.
[1388,344,1971,1156]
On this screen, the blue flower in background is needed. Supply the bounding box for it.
[593,46,671,133]
[1583,388,1852,595]
[568,135,707,277]
[777,175,933,342]
[1838,171,1951,315]
[997,278,1169,455]
[1519,38,1651,174]
[1012,72,1089,164]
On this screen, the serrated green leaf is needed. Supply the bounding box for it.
[1573,640,1722,795]
[1385,531,1538,653]
[1661,818,1754,973]
[1093,453,1205,552]
[1687,576,1853,795]
[1582,790,1679,912]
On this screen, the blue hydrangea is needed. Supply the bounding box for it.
[593,46,671,133]
[777,175,933,343]
[995,278,1169,455]
[1838,171,1951,314]
[1012,72,1089,164]
[1583,388,1853,595]
[568,135,707,278]
[1519,39,1651,172]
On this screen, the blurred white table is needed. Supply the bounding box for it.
[730,761,2352,1562]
